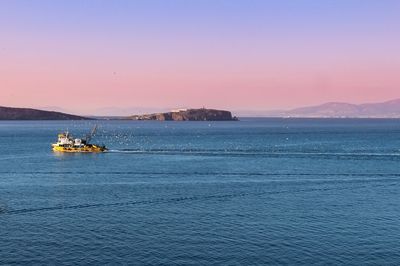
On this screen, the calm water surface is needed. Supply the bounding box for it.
[1,118,400,265]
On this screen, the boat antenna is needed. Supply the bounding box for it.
[85,125,98,143]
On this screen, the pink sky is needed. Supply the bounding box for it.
[1,1,399,115]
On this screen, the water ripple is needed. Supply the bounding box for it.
[1,183,380,216]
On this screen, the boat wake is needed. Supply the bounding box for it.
[106,148,400,158]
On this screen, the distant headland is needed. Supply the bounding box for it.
[0,106,89,120]
[128,108,238,121]
[0,106,237,121]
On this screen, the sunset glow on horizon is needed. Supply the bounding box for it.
[1,0,399,114]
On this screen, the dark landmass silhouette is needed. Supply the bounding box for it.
[128,108,238,121]
[0,106,89,120]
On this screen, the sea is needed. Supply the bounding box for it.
[1,118,400,265]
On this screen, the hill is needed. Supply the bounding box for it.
[128,108,238,121]
[0,106,89,120]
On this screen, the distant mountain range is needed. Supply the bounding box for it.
[91,107,171,117]
[2,99,400,119]
[257,99,400,118]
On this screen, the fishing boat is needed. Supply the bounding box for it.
[52,125,107,153]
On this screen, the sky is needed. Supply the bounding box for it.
[0,0,399,115]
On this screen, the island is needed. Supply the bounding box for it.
[0,106,89,120]
[128,108,238,121]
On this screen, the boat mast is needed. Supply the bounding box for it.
[85,125,98,144]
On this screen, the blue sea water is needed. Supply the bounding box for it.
[1,118,400,265]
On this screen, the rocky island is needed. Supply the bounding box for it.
[0,106,89,120]
[128,108,238,121]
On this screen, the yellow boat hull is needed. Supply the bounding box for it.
[52,144,107,153]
